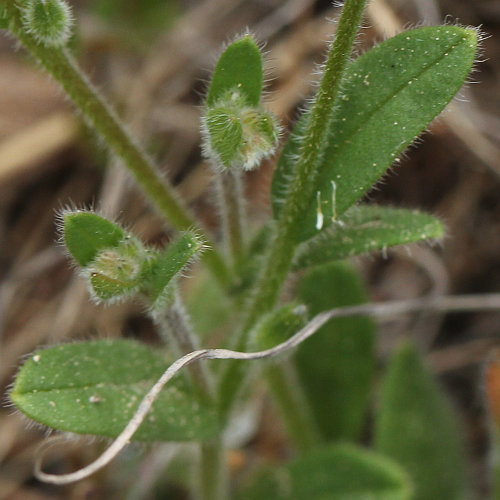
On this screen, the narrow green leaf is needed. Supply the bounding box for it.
[145,231,204,313]
[238,443,412,499]
[296,261,375,442]
[62,211,125,267]
[206,34,263,108]
[10,340,221,442]
[293,205,443,270]
[374,341,468,500]
[272,26,477,241]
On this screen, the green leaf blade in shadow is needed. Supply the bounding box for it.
[374,341,468,500]
[238,443,412,499]
[296,261,375,442]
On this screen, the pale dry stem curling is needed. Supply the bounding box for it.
[35,292,500,485]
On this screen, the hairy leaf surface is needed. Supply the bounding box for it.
[206,35,262,107]
[63,211,125,267]
[292,205,443,270]
[272,26,477,241]
[11,340,220,442]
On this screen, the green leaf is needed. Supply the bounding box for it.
[251,303,307,352]
[292,205,443,270]
[10,340,221,442]
[374,341,468,500]
[145,232,204,313]
[272,26,477,241]
[238,443,412,499]
[296,261,375,442]
[62,211,125,267]
[206,35,263,108]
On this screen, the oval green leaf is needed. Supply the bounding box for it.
[296,261,375,442]
[206,34,263,107]
[292,205,444,270]
[238,443,412,499]
[272,26,477,241]
[62,211,125,267]
[10,340,221,442]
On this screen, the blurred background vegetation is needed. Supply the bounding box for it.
[0,0,499,498]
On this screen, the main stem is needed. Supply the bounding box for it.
[199,440,227,500]
[3,2,231,287]
[218,0,367,415]
[265,360,321,453]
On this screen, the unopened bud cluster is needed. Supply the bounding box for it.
[201,34,280,171]
[21,0,73,47]
[84,237,146,302]
[203,90,280,171]
[61,211,204,308]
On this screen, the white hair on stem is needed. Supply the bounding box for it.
[35,292,500,485]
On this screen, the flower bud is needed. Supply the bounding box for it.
[22,0,73,47]
[85,240,145,303]
[203,90,280,171]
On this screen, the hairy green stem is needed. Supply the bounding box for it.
[217,169,246,272]
[198,440,228,500]
[154,294,227,500]
[265,360,321,453]
[218,0,367,415]
[2,2,230,287]
[155,294,214,398]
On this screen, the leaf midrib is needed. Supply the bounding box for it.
[318,33,468,178]
[13,376,167,396]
